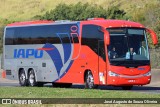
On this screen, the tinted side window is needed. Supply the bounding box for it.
[82,25,103,39]
[5,28,15,45]
[82,25,104,54]
[5,24,79,45]
[16,27,32,44]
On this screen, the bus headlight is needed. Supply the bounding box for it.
[143,71,151,76]
[108,71,119,77]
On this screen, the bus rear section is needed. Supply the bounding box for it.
[3,19,158,89]
[3,21,81,87]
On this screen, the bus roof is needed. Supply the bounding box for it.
[7,19,145,28]
[81,19,145,28]
[7,20,54,26]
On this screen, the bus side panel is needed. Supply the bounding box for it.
[59,46,100,84]
[4,46,18,80]
[4,45,60,82]
[4,59,18,80]
[59,24,106,85]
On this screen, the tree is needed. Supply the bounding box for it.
[131,3,160,48]
[106,6,126,19]
[35,2,126,21]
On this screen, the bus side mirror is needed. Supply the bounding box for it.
[146,28,158,45]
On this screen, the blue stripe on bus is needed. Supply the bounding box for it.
[53,60,73,82]
[43,43,63,76]
[56,33,72,64]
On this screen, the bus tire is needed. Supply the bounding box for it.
[19,69,28,86]
[122,86,133,90]
[28,69,37,86]
[85,71,97,89]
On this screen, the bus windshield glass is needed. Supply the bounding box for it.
[107,28,149,67]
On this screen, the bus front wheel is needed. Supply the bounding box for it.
[85,71,98,89]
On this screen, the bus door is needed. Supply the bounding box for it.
[98,40,106,84]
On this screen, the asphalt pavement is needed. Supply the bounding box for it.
[0,69,160,94]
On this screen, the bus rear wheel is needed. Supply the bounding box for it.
[19,69,28,86]
[85,71,98,89]
[28,69,37,86]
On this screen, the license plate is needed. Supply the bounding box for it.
[128,80,135,82]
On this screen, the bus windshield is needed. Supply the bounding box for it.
[107,28,149,67]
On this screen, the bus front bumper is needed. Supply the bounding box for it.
[107,71,151,86]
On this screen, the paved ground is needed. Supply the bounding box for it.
[145,69,160,87]
[0,69,160,93]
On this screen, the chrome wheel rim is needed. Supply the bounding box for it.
[29,73,35,86]
[20,73,26,84]
[87,72,94,88]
